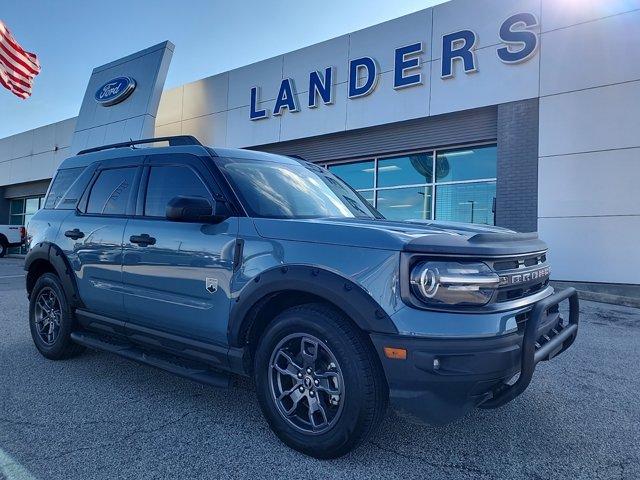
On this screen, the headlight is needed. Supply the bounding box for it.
[410,261,500,306]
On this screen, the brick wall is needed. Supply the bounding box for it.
[0,188,8,224]
[496,98,539,232]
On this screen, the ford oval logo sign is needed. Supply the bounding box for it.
[94,76,136,106]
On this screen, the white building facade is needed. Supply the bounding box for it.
[1,0,639,289]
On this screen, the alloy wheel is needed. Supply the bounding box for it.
[34,287,62,346]
[269,333,344,434]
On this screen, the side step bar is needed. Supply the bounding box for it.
[70,331,231,388]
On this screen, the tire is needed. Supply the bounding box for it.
[254,303,388,459]
[0,241,7,258]
[29,273,85,360]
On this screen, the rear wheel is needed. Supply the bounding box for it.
[0,241,7,258]
[29,273,85,360]
[254,303,387,458]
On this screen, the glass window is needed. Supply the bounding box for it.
[376,186,432,221]
[219,157,378,219]
[9,214,24,225]
[86,167,136,215]
[25,198,40,215]
[44,167,85,209]
[328,161,374,190]
[435,182,496,225]
[377,153,433,188]
[10,199,24,215]
[144,165,212,218]
[358,190,375,207]
[436,145,497,183]
[8,196,43,254]
[323,143,496,225]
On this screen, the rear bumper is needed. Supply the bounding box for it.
[370,288,579,425]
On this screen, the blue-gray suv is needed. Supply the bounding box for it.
[25,136,579,458]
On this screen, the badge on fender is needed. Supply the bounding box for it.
[205,278,218,293]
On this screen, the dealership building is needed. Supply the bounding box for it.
[0,0,639,294]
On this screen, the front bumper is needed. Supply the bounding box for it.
[370,288,579,425]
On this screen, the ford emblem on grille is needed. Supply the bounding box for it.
[94,76,136,107]
[500,266,551,286]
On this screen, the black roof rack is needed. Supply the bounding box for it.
[77,135,203,155]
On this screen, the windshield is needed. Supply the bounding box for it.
[217,156,381,219]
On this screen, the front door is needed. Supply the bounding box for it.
[121,154,237,345]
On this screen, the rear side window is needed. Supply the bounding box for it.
[44,167,85,209]
[144,165,212,217]
[55,165,99,210]
[86,167,136,215]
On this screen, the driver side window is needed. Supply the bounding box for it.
[144,165,212,218]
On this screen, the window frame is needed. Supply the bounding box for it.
[9,196,44,225]
[324,141,497,225]
[135,153,224,221]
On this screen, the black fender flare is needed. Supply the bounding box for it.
[24,242,84,309]
[227,264,398,347]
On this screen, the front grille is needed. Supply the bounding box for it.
[515,301,560,333]
[496,280,548,302]
[515,311,529,331]
[490,252,546,272]
[485,252,550,304]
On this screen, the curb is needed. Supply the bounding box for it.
[573,290,640,310]
[551,281,640,310]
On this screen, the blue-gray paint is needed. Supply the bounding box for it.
[28,144,552,347]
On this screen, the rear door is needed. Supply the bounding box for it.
[121,153,238,345]
[58,158,142,320]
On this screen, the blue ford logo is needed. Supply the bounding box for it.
[94,76,136,106]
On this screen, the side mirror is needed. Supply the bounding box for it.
[166,196,229,224]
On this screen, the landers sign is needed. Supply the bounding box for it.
[250,12,539,120]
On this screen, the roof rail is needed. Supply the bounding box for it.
[77,135,203,155]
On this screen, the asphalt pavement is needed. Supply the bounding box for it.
[0,257,638,479]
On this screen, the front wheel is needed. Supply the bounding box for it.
[254,303,388,458]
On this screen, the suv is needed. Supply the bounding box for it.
[25,136,579,458]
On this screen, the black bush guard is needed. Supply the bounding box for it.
[479,287,579,409]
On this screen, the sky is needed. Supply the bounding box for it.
[0,0,447,138]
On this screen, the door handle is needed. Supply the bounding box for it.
[129,234,156,246]
[64,228,85,240]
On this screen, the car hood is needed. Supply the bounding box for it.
[252,217,547,256]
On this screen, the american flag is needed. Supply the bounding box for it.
[0,20,40,99]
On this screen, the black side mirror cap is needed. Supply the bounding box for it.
[166,196,229,224]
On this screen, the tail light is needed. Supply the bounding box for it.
[19,226,26,239]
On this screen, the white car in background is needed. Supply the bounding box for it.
[0,225,25,257]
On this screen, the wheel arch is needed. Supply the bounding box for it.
[25,242,83,309]
[0,233,8,246]
[228,265,398,353]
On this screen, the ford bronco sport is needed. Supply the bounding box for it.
[25,136,579,458]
